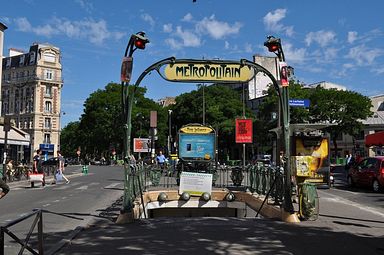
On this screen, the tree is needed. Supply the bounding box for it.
[309,87,372,155]
[60,83,167,159]
[258,81,373,156]
[170,84,255,161]
[60,121,81,157]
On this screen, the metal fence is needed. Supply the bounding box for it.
[122,162,285,212]
[0,209,83,255]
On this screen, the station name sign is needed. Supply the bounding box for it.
[164,61,254,83]
[180,125,214,134]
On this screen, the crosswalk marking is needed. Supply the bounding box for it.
[104,182,121,189]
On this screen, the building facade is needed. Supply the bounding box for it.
[1,43,63,162]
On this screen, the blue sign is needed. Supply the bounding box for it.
[289,99,310,108]
[39,143,54,152]
[179,133,215,160]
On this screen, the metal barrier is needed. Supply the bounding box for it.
[122,162,285,216]
[1,209,83,255]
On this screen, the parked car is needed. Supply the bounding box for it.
[42,157,68,167]
[347,156,384,192]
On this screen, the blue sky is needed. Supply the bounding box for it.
[1,0,384,127]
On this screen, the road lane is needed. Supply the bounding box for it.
[0,165,125,254]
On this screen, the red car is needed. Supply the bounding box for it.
[347,156,384,192]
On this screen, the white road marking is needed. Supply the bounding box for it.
[104,183,121,189]
[75,185,88,190]
[320,192,384,218]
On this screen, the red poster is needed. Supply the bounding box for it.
[235,119,253,143]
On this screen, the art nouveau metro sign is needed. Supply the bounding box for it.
[163,60,255,83]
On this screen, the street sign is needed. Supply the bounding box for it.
[289,99,310,108]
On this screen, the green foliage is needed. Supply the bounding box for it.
[60,121,81,157]
[257,81,373,153]
[60,83,167,158]
[170,84,255,161]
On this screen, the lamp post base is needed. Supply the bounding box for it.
[116,211,135,224]
[281,209,300,223]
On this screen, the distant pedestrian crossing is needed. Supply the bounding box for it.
[11,182,123,191]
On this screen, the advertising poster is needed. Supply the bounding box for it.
[133,138,151,153]
[179,133,215,160]
[235,119,253,143]
[293,137,330,183]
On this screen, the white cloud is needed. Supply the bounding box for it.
[165,26,201,49]
[74,0,94,13]
[281,42,307,64]
[141,13,155,28]
[14,17,32,32]
[347,31,358,44]
[196,15,242,39]
[263,9,294,37]
[182,13,193,22]
[323,47,338,61]
[244,43,252,53]
[224,41,230,49]
[163,23,173,33]
[13,17,125,45]
[373,67,384,74]
[347,45,382,66]
[0,17,11,25]
[305,30,336,47]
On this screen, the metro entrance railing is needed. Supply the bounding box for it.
[123,161,284,218]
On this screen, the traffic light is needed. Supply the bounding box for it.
[133,32,149,50]
[264,36,281,53]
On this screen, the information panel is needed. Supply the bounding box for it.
[179,171,213,196]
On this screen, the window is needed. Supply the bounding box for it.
[44,69,54,80]
[19,55,25,66]
[29,51,36,65]
[43,52,56,63]
[45,86,52,97]
[6,58,11,68]
[44,118,51,129]
[44,134,51,144]
[45,101,52,113]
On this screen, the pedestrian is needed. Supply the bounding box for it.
[156,151,166,169]
[57,151,70,184]
[0,178,10,199]
[33,149,45,186]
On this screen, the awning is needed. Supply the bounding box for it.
[0,125,31,146]
[365,131,384,147]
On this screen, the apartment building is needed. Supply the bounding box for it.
[1,43,63,162]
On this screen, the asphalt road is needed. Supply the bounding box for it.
[0,165,125,254]
[1,164,384,254]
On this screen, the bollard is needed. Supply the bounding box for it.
[82,165,89,175]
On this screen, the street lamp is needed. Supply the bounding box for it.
[168,109,173,155]
[120,32,149,216]
[264,35,294,215]
[120,31,149,160]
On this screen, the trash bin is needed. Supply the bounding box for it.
[82,165,89,175]
[298,182,319,221]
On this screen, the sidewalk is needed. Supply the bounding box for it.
[56,193,384,255]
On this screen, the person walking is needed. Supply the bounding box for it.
[0,178,10,199]
[156,151,166,170]
[57,151,70,184]
[33,149,45,187]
